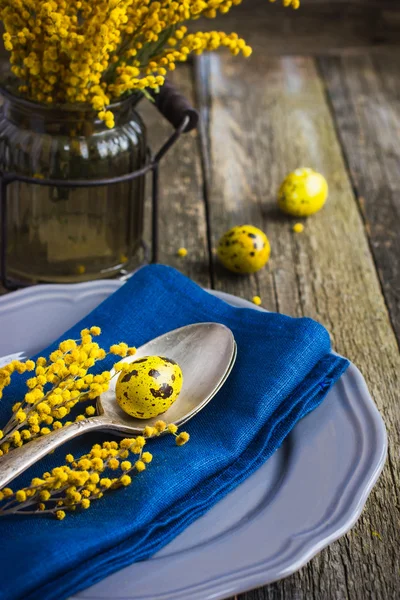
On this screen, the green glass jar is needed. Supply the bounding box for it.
[0,89,147,283]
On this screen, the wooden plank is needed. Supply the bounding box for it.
[318,52,400,347]
[137,65,211,287]
[189,1,400,56]
[197,52,400,599]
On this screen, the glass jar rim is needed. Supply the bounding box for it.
[0,85,142,115]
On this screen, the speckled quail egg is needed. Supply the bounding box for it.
[278,168,328,217]
[217,225,270,274]
[116,356,183,419]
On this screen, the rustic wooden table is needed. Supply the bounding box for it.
[138,3,400,598]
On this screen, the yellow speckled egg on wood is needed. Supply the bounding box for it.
[278,168,328,217]
[217,225,270,274]
[116,356,183,419]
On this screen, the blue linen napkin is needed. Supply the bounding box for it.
[0,264,348,600]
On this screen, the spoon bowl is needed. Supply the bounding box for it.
[0,323,236,489]
[100,323,237,433]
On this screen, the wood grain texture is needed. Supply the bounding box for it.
[318,52,400,347]
[191,1,400,56]
[137,65,211,287]
[196,52,400,600]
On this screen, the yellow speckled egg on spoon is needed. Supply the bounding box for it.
[0,324,237,491]
[102,323,236,433]
[116,356,183,419]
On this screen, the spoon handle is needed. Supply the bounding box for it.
[0,415,110,490]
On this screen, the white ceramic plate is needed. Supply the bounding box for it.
[0,280,387,600]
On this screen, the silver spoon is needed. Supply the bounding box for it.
[0,323,236,489]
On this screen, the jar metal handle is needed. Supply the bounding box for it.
[151,80,199,133]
